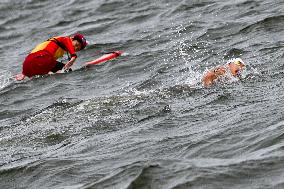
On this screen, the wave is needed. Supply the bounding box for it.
[0,70,13,90]
[240,15,284,34]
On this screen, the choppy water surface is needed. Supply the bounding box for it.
[0,0,284,188]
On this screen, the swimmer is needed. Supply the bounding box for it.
[202,58,245,87]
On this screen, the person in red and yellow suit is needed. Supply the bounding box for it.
[15,33,88,80]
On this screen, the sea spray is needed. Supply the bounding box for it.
[0,71,13,89]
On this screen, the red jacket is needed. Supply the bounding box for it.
[31,36,77,60]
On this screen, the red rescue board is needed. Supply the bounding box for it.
[84,51,123,66]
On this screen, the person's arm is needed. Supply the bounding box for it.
[64,56,76,70]
[202,71,215,87]
[202,66,226,87]
[58,37,77,70]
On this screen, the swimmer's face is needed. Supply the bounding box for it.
[229,59,245,76]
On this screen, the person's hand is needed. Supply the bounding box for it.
[15,73,26,81]
[64,57,76,70]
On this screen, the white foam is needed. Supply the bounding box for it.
[0,70,13,89]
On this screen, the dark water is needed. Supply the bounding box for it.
[0,0,284,188]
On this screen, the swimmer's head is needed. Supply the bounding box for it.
[232,58,245,68]
[228,58,246,76]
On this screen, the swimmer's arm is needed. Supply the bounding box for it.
[202,71,216,87]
